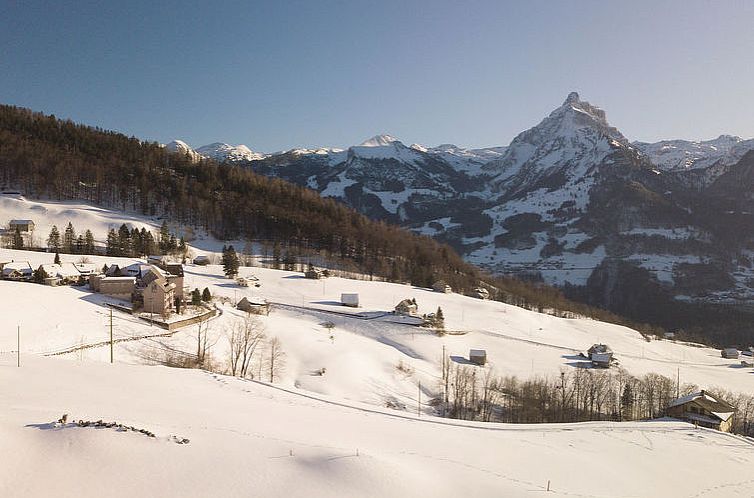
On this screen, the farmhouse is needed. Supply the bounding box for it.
[1,261,33,281]
[38,263,82,284]
[8,219,34,232]
[666,390,736,432]
[587,343,614,368]
[394,298,418,316]
[143,277,176,315]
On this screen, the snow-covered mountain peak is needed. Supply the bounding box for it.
[195,142,264,162]
[634,134,754,175]
[563,91,581,105]
[359,134,400,147]
[487,93,628,187]
[164,140,202,162]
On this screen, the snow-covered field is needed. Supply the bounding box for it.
[3,355,754,498]
[3,198,754,496]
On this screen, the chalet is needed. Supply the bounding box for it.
[38,263,81,284]
[666,390,736,432]
[237,296,270,315]
[394,298,418,316]
[721,348,740,359]
[8,219,34,232]
[469,349,487,366]
[143,277,176,315]
[1,261,33,281]
[432,281,452,294]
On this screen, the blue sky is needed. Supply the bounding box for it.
[3,0,754,152]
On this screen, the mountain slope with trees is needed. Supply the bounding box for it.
[0,103,645,330]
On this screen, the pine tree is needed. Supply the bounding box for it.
[223,245,240,277]
[159,221,170,254]
[143,230,157,256]
[116,224,131,256]
[63,222,76,253]
[106,229,119,256]
[47,225,61,252]
[84,230,95,254]
[168,234,178,253]
[178,236,187,256]
[272,242,281,270]
[33,266,48,284]
[202,287,212,302]
[75,234,85,254]
[54,252,61,265]
[191,288,202,305]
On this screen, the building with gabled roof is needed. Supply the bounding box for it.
[666,390,736,432]
[2,261,33,280]
[8,219,34,232]
[143,276,176,315]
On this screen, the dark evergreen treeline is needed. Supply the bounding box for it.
[0,104,667,334]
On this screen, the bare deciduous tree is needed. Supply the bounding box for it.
[268,337,285,383]
[227,313,265,378]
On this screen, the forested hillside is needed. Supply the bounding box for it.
[0,104,668,334]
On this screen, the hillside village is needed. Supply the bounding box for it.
[2,206,754,438]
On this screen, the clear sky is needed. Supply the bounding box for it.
[3,0,754,152]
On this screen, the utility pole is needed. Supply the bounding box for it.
[17,325,20,367]
[109,306,114,364]
[418,381,422,417]
[442,345,447,417]
[676,367,680,399]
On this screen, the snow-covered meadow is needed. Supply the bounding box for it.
[2,197,754,497]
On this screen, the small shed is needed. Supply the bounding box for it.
[237,296,270,315]
[432,280,452,293]
[469,349,487,366]
[304,268,324,279]
[341,293,359,308]
[721,348,739,359]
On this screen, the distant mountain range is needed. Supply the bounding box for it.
[167,93,754,332]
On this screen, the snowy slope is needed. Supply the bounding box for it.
[3,354,754,498]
